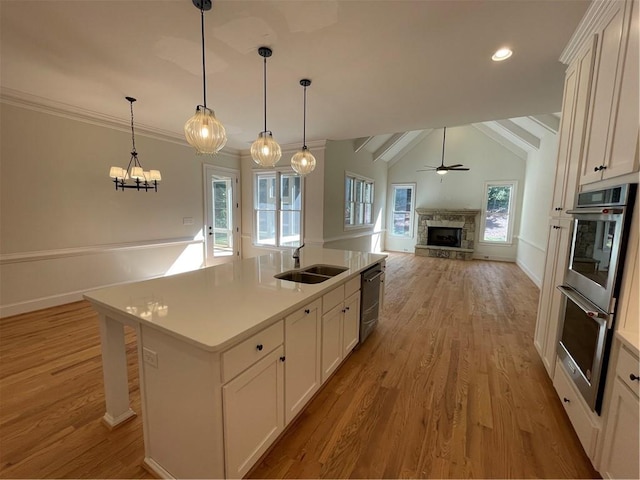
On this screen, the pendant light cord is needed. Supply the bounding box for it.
[302,84,307,148]
[200,7,207,108]
[263,55,267,133]
[441,127,446,166]
[130,100,137,154]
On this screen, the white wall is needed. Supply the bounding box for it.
[516,129,559,287]
[386,125,526,261]
[322,140,387,253]
[0,101,239,317]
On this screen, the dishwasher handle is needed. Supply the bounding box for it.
[364,271,384,282]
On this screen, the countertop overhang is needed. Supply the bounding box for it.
[84,247,386,352]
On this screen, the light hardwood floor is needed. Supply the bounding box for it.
[0,253,599,479]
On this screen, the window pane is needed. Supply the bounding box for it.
[394,187,412,212]
[364,182,372,203]
[256,210,276,245]
[256,174,276,210]
[281,174,301,210]
[355,179,363,202]
[364,203,372,224]
[280,211,301,247]
[345,177,353,202]
[356,203,364,225]
[393,213,411,236]
[213,180,229,229]
[483,185,512,242]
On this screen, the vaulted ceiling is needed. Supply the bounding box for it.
[1,1,588,152]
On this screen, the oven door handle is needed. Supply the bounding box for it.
[557,285,611,328]
[566,207,624,215]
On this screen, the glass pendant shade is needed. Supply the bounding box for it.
[184,106,227,155]
[251,131,282,167]
[291,147,316,176]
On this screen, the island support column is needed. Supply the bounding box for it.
[98,314,137,428]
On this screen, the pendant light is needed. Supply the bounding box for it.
[184,0,227,155]
[291,79,316,176]
[109,97,161,192]
[251,46,281,167]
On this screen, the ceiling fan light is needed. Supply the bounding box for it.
[437,169,448,175]
[184,106,227,155]
[251,131,281,167]
[291,147,316,176]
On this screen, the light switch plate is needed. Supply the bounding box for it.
[143,347,158,368]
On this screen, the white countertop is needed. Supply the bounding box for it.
[84,247,386,352]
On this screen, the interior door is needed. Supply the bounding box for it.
[204,165,240,266]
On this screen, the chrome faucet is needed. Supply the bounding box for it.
[293,243,305,268]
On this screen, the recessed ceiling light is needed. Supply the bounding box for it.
[492,48,513,61]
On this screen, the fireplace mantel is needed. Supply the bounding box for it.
[415,209,480,260]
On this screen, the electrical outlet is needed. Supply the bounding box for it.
[143,347,158,368]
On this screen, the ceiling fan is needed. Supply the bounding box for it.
[418,127,470,175]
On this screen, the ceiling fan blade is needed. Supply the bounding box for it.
[446,164,463,168]
[448,167,470,171]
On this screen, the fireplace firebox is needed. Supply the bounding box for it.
[427,227,462,248]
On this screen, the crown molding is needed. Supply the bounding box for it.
[0,87,241,156]
[559,0,617,65]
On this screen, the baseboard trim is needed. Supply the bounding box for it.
[516,258,542,289]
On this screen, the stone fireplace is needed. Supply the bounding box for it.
[415,209,480,260]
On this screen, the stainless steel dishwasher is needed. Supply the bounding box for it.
[360,261,384,344]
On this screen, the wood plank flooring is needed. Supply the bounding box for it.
[0,253,600,478]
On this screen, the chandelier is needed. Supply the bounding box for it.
[109,97,161,192]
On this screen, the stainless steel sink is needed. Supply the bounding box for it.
[274,271,331,284]
[274,264,348,284]
[302,264,348,277]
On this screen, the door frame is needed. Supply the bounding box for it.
[203,164,241,266]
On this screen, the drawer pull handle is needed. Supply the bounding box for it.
[563,397,570,403]
[280,356,286,362]
[630,373,639,382]
[305,309,310,314]
[256,344,264,351]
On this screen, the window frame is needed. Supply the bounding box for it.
[344,171,375,230]
[480,180,517,245]
[253,168,304,249]
[389,183,416,238]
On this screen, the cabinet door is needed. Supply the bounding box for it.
[599,377,640,479]
[223,347,284,478]
[284,300,321,425]
[581,2,626,184]
[342,291,361,355]
[606,0,639,180]
[321,303,343,383]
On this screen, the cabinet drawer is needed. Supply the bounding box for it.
[323,285,344,314]
[344,276,360,298]
[617,345,640,397]
[222,320,284,383]
[553,360,600,459]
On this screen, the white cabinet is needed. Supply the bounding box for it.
[284,299,322,425]
[342,291,361,355]
[534,217,573,377]
[223,346,285,478]
[321,276,361,383]
[599,343,640,479]
[550,37,596,216]
[581,0,639,184]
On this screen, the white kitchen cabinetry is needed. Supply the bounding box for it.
[284,298,322,425]
[534,217,573,377]
[599,343,640,479]
[550,37,596,217]
[580,0,639,184]
[321,276,361,383]
[223,347,285,479]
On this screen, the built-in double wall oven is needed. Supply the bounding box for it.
[557,183,637,413]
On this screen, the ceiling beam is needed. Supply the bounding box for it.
[494,119,540,150]
[529,114,560,134]
[373,132,408,162]
[353,136,374,153]
[472,123,528,159]
[387,129,434,168]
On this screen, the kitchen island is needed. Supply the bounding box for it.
[84,247,386,479]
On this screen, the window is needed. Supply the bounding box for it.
[345,173,374,228]
[390,184,415,237]
[254,170,303,247]
[481,181,517,244]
